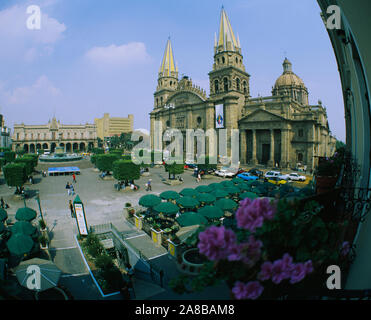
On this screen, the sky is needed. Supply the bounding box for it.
[0,0,345,141]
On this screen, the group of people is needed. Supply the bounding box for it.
[65,173,77,196]
[145,179,152,191]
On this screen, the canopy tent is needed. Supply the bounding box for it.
[239,192,258,200]
[15,207,37,222]
[176,196,200,209]
[47,167,80,176]
[15,258,62,292]
[195,185,212,193]
[160,190,180,201]
[212,189,229,199]
[179,188,198,197]
[6,233,34,256]
[215,198,239,211]
[176,212,208,227]
[196,193,216,205]
[153,202,179,216]
[207,183,224,191]
[11,221,38,237]
[197,205,224,219]
[138,194,162,208]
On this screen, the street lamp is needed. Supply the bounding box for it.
[35,191,44,221]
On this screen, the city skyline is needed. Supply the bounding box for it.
[0,0,345,141]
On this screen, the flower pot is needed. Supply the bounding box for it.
[134,214,143,230]
[151,228,163,247]
[316,176,338,194]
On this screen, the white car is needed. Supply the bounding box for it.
[214,167,237,178]
[284,172,306,181]
[264,171,282,179]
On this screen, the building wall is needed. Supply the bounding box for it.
[94,113,134,140]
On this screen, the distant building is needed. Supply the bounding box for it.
[12,117,97,153]
[94,113,134,140]
[0,114,11,149]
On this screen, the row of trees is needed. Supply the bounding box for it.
[1,150,39,194]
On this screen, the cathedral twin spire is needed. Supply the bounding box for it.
[158,7,241,81]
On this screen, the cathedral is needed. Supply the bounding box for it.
[150,8,336,170]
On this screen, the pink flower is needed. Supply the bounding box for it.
[245,281,264,300]
[258,261,273,281]
[232,281,264,300]
[304,260,314,274]
[290,263,306,284]
[198,226,236,261]
[270,254,294,284]
[236,198,276,232]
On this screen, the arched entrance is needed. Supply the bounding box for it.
[51,143,56,153]
[23,144,29,153]
[42,143,48,150]
[79,142,85,152]
[73,143,78,152]
[60,143,65,152]
[36,143,42,151]
[88,142,94,151]
[66,143,72,153]
[29,144,35,154]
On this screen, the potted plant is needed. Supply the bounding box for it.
[39,235,49,250]
[39,219,47,232]
[169,197,352,299]
[315,147,345,194]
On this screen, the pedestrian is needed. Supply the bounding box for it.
[0,197,4,209]
[69,200,75,218]
[66,182,71,195]
[70,184,75,196]
[147,179,152,191]
[197,172,201,183]
[72,173,76,183]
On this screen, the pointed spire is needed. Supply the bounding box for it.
[159,38,177,77]
[217,7,239,52]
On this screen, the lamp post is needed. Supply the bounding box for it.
[35,191,44,221]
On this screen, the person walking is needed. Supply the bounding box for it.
[72,173,76,183]
[70,184,75,196]
[69,200,75,218]
[66,182,71,196]
[147,179,152,191]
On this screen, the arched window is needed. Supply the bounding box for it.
[197,116,202,124]
[243,81,247,94]
[156,98,159,106]
[223,78,228,92]
[236,57,238,64]
[236,78,240,91]
[160,97,163,105]
[170,81,172,86]
[214,80,219,93]
[222,56,225,64]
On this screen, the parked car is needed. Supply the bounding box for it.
[264,171,282,179]
[266,176,287,185]
[248,168,264,178]
[237,172,259,181]
[214,167,237,178]
[281,172,307,182]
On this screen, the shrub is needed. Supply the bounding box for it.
[87,242,104,258]
[95,254,114,270]
[113,159,140,182]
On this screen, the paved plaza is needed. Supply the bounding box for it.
[0,158,312,300]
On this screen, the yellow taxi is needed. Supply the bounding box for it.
[266,176,287,185]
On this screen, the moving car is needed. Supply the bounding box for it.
[237,172,259,181]
[267,176,287,185]
[214,167,237,178]
[282,172,307,182]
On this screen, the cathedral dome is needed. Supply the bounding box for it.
[274,58,305,88]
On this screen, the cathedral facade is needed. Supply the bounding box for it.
[150,8,336,170]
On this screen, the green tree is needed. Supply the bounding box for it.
[165,162,184,180]
[197,156,217,173]
[14,157,35,176]
[112,159,140,184]
[95,154,120,174]
[4,151,15,164]
[92,148,104,155]
[23,154,38,168]
[3,162,27,194]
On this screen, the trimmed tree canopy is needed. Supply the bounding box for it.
[112,159,140,182]
[14,157,34,176]
[3,162,27,190]
[197,156,217,172]
[4,151,16,164]
[95,154,120,173]
[165,163,184,179]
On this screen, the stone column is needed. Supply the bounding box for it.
[251,129,258,165]
[240,130,247,164]
[268,129,275,167]
[281,128,288,168]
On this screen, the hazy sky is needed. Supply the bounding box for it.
[0,0,345,141]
